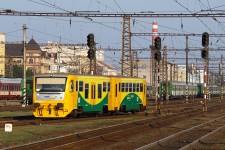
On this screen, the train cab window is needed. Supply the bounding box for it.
[125,83,128,92]
[70,80,74,92]
[103,82,107,92]
[79,81,83,92]
[129,83,132,92]
[137,83,140,92]
[122,83,125,92]
[98,84,102,99]
[140,83,143,92]
[108,82,110,92]
[85,83,89,98]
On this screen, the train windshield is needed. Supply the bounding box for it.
[36,77,67,92]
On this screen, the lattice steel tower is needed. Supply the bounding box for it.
[121,15,133,76]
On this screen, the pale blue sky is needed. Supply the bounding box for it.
[0,0,224,71]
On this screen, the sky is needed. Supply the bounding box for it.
[0,0,225,74]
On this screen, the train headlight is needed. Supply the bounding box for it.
[56,103,64,110]
[34,103,40,108]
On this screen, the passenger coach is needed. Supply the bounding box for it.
[33,74,147,118]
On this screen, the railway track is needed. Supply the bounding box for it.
[0,97,221,129]
[0,112,137,129]
[6,102,225,150]
[137,114,225,150]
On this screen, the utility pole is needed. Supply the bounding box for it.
[185,35,189,103]
[201,32,209,112]
[154,37,161,114]
[22,24,27,107]
[192,63,194,103]
[220,55,223,102]
[162,46,168,103]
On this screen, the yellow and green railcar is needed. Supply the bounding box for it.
[33,74,146,118]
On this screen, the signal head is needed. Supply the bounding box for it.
[154,37,161,50]
[202,32,209,47]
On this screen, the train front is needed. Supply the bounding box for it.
[32,75,70,118]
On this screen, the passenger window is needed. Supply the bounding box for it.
[116,84,117,97]
[103,82,107,92]
[98,84,102,99]
[137,83,140,92]
[133,83,136,92]
[85,83,89,98]
[76,81,78,91]
[119,83,121,92]
[129,83,132,92]
[108,82,110,92]
[79,81,83,92]
[122,83,125,92]
[140,83,143,92]
[125,83,128,92]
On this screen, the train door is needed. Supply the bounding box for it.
[142,81,146,106]
[69,79,76,108]
[91,82,96,111]
[115,78,122,111]
[108,78,115,111]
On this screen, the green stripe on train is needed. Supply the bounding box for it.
[78,92,142,112]
[78,93,108,112]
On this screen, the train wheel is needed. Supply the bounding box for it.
[70,110,79,118]
[111,111,118,116]
[96,110,103,117]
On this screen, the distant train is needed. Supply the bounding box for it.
[0,77,33,103]
[33,74,147,118]
[0,78,22,100]
[159,80,224,100]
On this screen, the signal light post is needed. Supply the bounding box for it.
[154,37,161,114]
[219,63,223,102]
[87,33,96,74]
[201,32,209,112]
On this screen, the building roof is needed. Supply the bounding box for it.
[6,38,41,57]
[26,38,41,51]
[97,61,115,70]
[5,43,23,57]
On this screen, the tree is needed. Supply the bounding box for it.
[26,68,34,77]
[13,65,23,78]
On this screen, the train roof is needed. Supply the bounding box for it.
[162,80,198,86]
[34,73,146,80]
[0,78,22,84]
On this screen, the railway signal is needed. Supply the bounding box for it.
[202,32,209,47]
[154,51,161,62]
[87,33,96,60]
[87,49,95,59]
[201,48,208,59]
[87,33,95,48]
[154,37,161,50]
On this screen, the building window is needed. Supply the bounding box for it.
[29,59,33,64]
